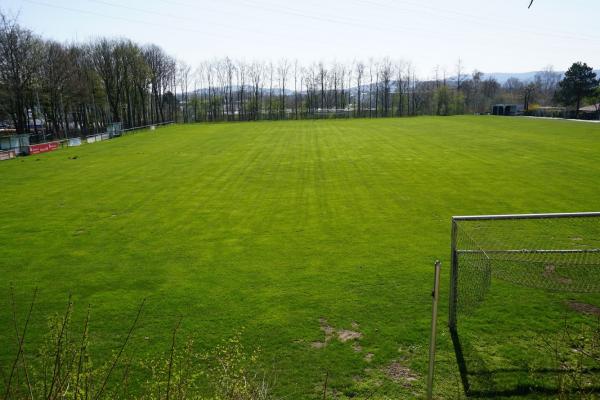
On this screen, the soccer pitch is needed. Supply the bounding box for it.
[1,116,600,398]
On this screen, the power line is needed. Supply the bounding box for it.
[158,0,462,41]
[347,0,600,44]
[80,0,276,40]
[22,0,238,41]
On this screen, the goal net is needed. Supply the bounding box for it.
[449,212,600,396]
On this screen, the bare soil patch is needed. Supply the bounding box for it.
[567,300,600,317]
[338,329,362,342]
[543,264,572,284]
[385,362,418,385]
[319,318,335,341]
[313,318,363,349]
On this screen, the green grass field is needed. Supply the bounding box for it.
[1,116,600,398]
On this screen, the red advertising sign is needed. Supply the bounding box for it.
[29,141,60,155]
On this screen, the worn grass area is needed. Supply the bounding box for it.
[1,116,600,398]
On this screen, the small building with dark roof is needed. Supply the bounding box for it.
[492,104,524,116]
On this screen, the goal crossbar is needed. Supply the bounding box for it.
[453,211,600,221]
[457,249,600,254]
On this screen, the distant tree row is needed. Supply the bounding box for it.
[1,12,598,138]
[179,59,583,122]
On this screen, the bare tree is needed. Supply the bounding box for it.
[368,59,374,118]
[91,39,125,123]
[339,64,346,114]
[318,62,327,114]
[224,57,235,121]
[534,66,561,105]
[503,77,524,104]
[237,60,246,121]
[374,61,380,117]
[267,61,274,119]
[178,60,191,123]
[248,62,263,120]
[456,58,464,91]
[523,82,536,111]
[278,59,290,119]
[293,59,299,119]
[396,61,405,116]
[379,58,393,117]
[331,62,343,113]
[143,44,175,123]
[355,61,365,117]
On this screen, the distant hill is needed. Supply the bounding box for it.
[483,70,600,84]
[484,71,545,84]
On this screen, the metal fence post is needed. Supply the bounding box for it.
[448,219,458,331]
[427,260,442,399]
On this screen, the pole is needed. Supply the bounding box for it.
[427,260,442,399]
[448,219,458,331]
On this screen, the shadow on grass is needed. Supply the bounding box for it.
[450,328,600,398]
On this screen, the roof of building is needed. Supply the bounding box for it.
[579,103,600,112]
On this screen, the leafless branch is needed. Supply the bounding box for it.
[92,298,145,400]
[166,316,183,400]
[4,286,37,400]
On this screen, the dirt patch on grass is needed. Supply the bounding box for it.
[364,353,374,362]
[385,362,418,385]
[338,329,362,342]
[567,301,600,317]
[543,264,555,276]
[319,318,335,342]
[543,264,572,284]
[313,318,363,349]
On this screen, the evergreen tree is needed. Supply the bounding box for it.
[556,62,598,118]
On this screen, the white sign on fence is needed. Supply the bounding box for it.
[0,150,16,161]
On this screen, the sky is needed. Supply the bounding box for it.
[2,0,600,78]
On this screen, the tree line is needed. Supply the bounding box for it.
[1,12,598,139]
[0,13,178,138]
